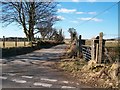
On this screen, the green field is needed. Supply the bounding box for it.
[0,41,30,48]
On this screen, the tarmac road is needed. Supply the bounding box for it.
[1,44,90,89]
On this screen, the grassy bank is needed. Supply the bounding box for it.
[56,59,119,88]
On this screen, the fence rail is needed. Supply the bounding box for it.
[78,32,119,63]
[0,36,30,48]
[82,45,91,60]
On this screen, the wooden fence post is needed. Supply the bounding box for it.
[24,37,26,46]
[95,44,99,62]
[3,36,5,48]
[79,35,82,51]
[15,37,17,47]
[98,32,103,64]
[79,35,82,58]
[91,39,95,60]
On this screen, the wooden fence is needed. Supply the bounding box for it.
[78,32,108,64]
[1,36,29,48]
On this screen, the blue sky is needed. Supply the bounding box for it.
[54,1,118,39]
[0,0,119,39]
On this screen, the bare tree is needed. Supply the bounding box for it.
[46,28,57,40]
[54,29,64,43]
[35,14,60,40]
[1,1,58,42]
[68,28,78,43]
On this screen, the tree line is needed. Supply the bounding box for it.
[1,1,64,43]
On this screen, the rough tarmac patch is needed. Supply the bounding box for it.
[41,78,57,82]
[33,82,52,87]
[12,79,27,83]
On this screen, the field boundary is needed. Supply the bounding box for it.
[2,41,64,58]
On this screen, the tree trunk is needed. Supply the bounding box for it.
[28,2,35,42]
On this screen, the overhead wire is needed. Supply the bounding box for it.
[56,2,119,38]
[57,2,118,29]
[77,2,119,27]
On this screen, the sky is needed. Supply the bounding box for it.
[0,0,119,39]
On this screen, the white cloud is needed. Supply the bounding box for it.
[58,8,97,15]
[88,12,97,15]
[72,0,80,2]
[70,21,79,23]
[57,16,65,20]
[57,8,76,13]
[78,17,103,22]
[76,12,85,14]
[87,0,96,2]
[76,11,97,15]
